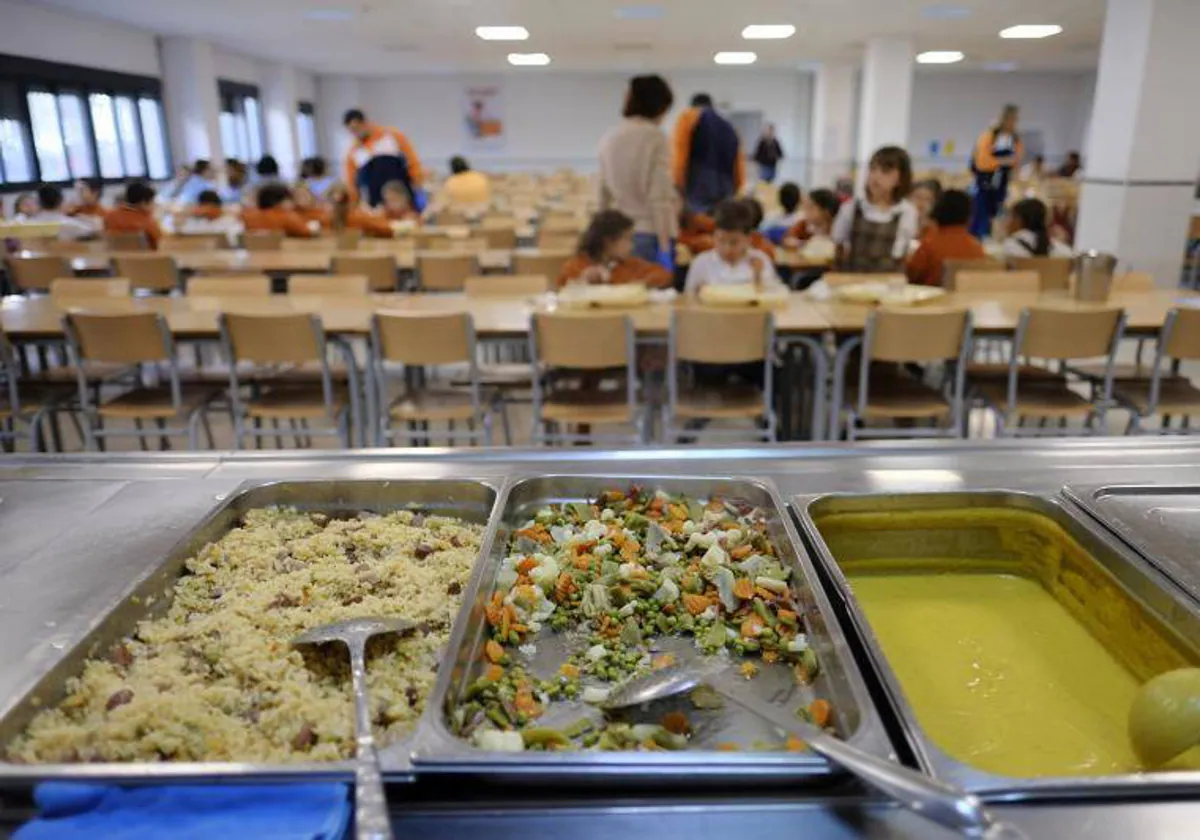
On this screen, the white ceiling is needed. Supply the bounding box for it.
[28,0,1105,75]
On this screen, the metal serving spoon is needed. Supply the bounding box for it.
[294,617,415,840]
[602,664,1026,839]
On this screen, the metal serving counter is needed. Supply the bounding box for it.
[2,439,1200,837]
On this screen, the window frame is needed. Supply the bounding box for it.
[218,79,264,165]
[297,100,318,159]
[0,53,169,190]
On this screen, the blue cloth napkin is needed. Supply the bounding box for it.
[16,782,351,840]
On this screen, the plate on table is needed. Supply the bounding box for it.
[557,283,649,309]
[698,284,790,308]
[832,282,947,307]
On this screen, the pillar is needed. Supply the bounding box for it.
[1075,0,1200,287]
[159,37,223,167]
[262,63,300,179]
[856,38,913,185]
[810,61,857,188]
[316,75,362,175]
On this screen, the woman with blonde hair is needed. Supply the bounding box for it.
[969,103,1023,239]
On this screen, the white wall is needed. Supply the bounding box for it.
[908,70,1096,170]
[341,70,812,182]
[0,0,159,76]
[212,48,261,86]
[295,71,317,104]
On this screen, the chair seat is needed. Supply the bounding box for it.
[674,385,766,419]
[27,362,133,384]
[1114,379,1200,415]
[845,378,951,419]
[246,385,347,419]
[542,390,634,424]
[967,363,1064,383]
[98,385,219,419]
[389,390,478,421]
[976,381,1095,418]
[1072,362,1184,383]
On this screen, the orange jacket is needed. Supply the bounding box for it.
[672,107,746,193]
[104,205,161,249]
[749,232,777,262]
[343,124,424,205]
[905,225,986,287]
[557,254,672,289]
[242,207,314,238]
[296,206,333,229]
[679,212,715,254]
[972,129,1024,175]
[343,209,395,239]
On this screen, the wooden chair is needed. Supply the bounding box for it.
[243,231,284,251]
[0,326,77,452]
[464,274,551,297]
[41,239,107,255]
[414,230,453,250]
[535,233,580,251]
[219,312,352,448]
[664,308,776,443]
[63,311,218,450]
[104,231,149,251]
[334,229,362,250]
[49,278,131,304]
[1071,272,1161,385]
[187,275,273,296]
[1114,271,1155,292]
[479,225,518,250]
[417,252,476,292]
[976,306,1125,436]
[513,250,572,280]
[281,237,338,252]
[160,234,225,253]
[529,312,642,444]
[288,274,369,296]
[112,255,181,294]
[6,255,71,294]
[943,258,1005,289]
[954,270,1040,294]
[1114,308,1200,433]
[370,312,492,446]
[331,254,397,292]
[1009,257,1072,292]
[839,308,973,440]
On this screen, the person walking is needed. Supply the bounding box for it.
[968,103,1023,239]
[752,124,784,184]
[342,108,425,209]
[597,74,678,266]
[673,93,745,214]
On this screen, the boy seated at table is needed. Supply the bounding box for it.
[328,183,395,238]
[67,178,107,220]
[557,209,672,289]
[242,184,317,238]
[31,184,102,241]
[381,180,419,222]
[176,190,241,244]
[905,189,986,287]
[744,198,777,261]
[784,188,839,247]
[292,182,332,229]
[684,198,781,296]
[104,181,162,249]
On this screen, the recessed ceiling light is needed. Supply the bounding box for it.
[983,61,1019,72]
[615,5,664,20]
[742,24,796,40]
[999,24,1063,39]
[916,50,965,64]
[714,51,758,65]
[303,8,353,21]
[921,5,972,20]
[477,26,530,41]
[508,52,551,66]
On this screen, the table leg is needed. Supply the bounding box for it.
[828,335,863,442]
[331,337,365,447]
[785,336,829,442]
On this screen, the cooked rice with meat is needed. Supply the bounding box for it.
[8,507,482,764]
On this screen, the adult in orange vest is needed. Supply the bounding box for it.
[968,103,1023,239]
[342,108,425,208]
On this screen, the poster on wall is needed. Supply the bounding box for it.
[463,84,505,149]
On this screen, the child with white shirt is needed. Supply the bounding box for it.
[831,145,918,273]
[684,199,781,296]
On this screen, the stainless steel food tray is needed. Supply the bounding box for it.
[795,490,1200,800]
[414,475,895,783]
[1064,483,1200,605]
[0,479,500,782]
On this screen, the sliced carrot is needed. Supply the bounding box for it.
[516,557,538,574]
[652,653,676,670]
[732,578,754,600]
[573,554,593,570]
[559,663,580,679]
[484,640,505,663]
[554,572,574,602]
[777,609,797,623]
[730,544,753,560]
[514,687,542,718]
[682,593,711,615]
[809,699,832,728]
[715,742,741,752]
[483,664,504,682]
[785,735,807,752]
[740,616,765,638]
[662,711,690,735]
[620,540,641,561]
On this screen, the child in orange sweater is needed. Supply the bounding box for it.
[905,189,986,286]
[677,206,715,254]
[328,184,395,238]
[242,184,316,238]
[292,182,332,229]
[557,210,673,289]
[68,178,108,220]
[104,182,162,248]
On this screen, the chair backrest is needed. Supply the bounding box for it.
[243,231,284,251]
[480,226,518,250]
[335,229,362,250]
[65,311,170,363]
[1017,306,1124,360]
[42,239,107,255]
[1161,308,1200,360]
[533,312,631,369]
[281,237,337,252]
[418,252,476,291]
[672,308,771,364]
[536,232,580,251]
[160,234,224,253]
[954,270,1040,294]
[1114,271,1155,292]
[373,312,473,365]
[331,254,397,292]
[464,274,550,297]
[514,250,572,279]
[288,274,369,296]
[414,229,452,250]
[112,255,180,293]
[221,312,323,364]
[866,307,971,363]
[104,231,149,251]
[50,278,131,303]
[1009,256,1072,292]
[187,275,272,296]
[943,258,1005,289]
[7,255,72,292]
[821,272,892,289]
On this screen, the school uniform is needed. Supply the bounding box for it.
[341,209,395,239]
[103,205,162,248]
[343,124,424,208]
[242,208,314,238]
[905,225,986,287]
[683,248,781,295]
[296,207,333,229]
[831,197,918,273]
[176,175,217,205]
[31,210,102,242]
[1001,229,1073,259]
[557,254,672,289]
[68,203,108,221]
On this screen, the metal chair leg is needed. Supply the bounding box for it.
[134,418,149,451]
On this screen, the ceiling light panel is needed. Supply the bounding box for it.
[999,24,1063,39]
[477,26,530,41]
[916,50,965,64]
[508,52,551,66]
[715,52,758,65]
[742,24,796,40]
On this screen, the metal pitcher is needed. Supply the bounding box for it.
[1073,251,1118,301]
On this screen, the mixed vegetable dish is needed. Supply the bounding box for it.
[449,486,833,753]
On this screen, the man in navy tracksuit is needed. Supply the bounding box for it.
[673,93,746,214]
